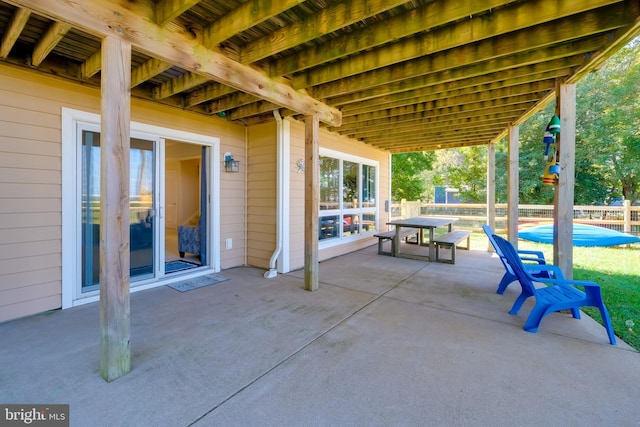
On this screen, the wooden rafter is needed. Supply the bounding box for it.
[0,6,30,58]
[241,0,408,65]
[8,0,341,125]
[342,113,522,140]
[207,92,260,115]
[339,77,561,118]
[154,73,209,99]
[341,93,540,127]
[269,0,516,77]
[186,82,236,107]
[315,35,605,102]
[31,20,71,67]
[155,0,202,26]
[131,58,174,87]
[156,0,305,101]
[203,0,305,48]
[80,49,101,79]
[293,0,619,88]
[336,102,534,136]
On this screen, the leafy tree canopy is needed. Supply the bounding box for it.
[391,152,436,200]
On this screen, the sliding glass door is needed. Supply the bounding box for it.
[80,130,158,292]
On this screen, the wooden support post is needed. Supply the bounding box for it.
[99,36,131,381]
[486,142,496,252]
[304,115,319,292]
[507,125,519,247]
[554,83,576,279]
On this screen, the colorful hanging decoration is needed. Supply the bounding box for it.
[542,131,554,161]
[547,115,560,135]
[542,156,559,186]
[541,115,561,185]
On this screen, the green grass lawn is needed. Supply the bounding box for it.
[467,231,640,350]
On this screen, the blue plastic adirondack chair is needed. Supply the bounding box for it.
[492,234,616,345]
[482,224,547,294]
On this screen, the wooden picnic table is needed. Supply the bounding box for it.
[387,217,457,260]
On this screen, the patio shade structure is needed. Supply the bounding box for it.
[2,0,639,380]
[1,0,638,151]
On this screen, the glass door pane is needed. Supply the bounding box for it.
[129,138,156,278]
[80,131,156,292]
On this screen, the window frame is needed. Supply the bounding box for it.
[318,148,379,247]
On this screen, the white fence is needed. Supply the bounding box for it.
[390,200,640,235]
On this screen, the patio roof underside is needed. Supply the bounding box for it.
[1,0,639,153]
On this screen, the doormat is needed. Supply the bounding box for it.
[165,260,201,274]
[168,273,229,292]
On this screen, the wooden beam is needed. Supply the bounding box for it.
[507,125,519,246]
[158,0,305,105]
[368,131,498,149]
[186,82,236,107]
[487,143,496,251]
[293,0,626,88]
[328,55,584,107]
[554,83,576,279]
[155,0,202,26]
[339,107,523,134]
[99,35,131,382]
[226,100,281,120]
[304,115,319,292]
[347,115,518,140]
[204,0,305,49]
[131,58,173,87]
[339,72,566,117]
[81,53,175,85]
[341,93,540,126]
[271,0,516,76]
[241,0,408,65]
[80,49,102,79]
[385,140,491,153]
[154,73,209,99]
[31,20,71,67]
[310,28,608,100]
[10,0,341,126]
[340,79,557,120]
[336,102,531,133]
[0,7,30,59]
[206,92,260,114]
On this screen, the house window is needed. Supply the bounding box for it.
[319,150,378,242]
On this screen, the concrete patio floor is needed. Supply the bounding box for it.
[1,244,639,426]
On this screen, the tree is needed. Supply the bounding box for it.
[391,152,436,200]
[446,146,488,202]
[493,37,640,205]
[575,39,640,204]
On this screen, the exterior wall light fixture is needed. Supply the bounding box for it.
[224,152,240,173]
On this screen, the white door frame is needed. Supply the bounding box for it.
[61,107,221,308]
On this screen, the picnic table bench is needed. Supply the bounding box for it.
[374,228,419,256]
[432,230,471,264]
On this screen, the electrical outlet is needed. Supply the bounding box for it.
[225,238,232,250]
